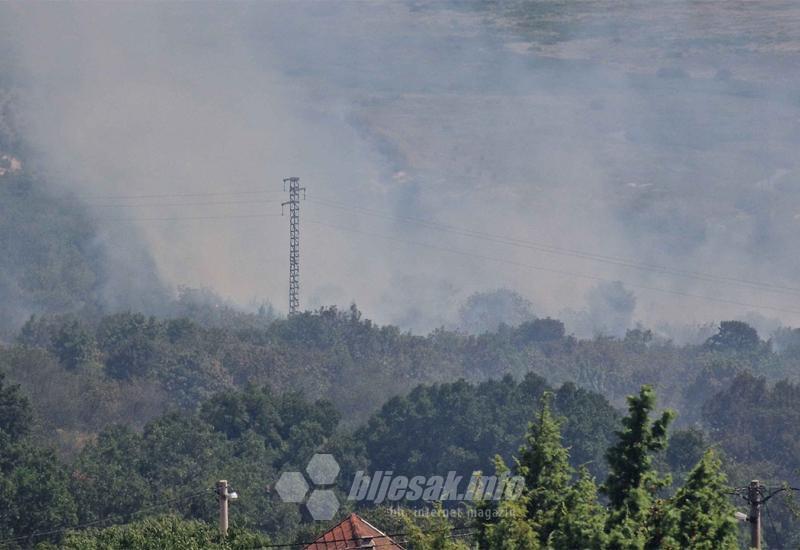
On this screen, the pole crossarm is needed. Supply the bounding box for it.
[726,480,800,550]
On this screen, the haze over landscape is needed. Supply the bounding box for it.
[1,1,800,337]
[4,3,800,549]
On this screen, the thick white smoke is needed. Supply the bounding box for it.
[1,1,799,336]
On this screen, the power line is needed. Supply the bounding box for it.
[306,197,800,298]
[54,186,800,299]
[38,185,800,296]
[37,186,800,300]
[0,489,210,548]
[94,213,282,222]
[1,508,475,550]
[32,185,800,315]
[56,188,283,201]
[246,527,476,549]
[728,482,800,549]
[82,198,281,208]
[306,219,800,317]
[764,500,780,549]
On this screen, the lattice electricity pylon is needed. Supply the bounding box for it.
[282,177,306,315]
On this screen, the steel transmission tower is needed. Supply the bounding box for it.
[282,177,305,315]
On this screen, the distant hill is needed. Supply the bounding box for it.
[0,89,169,337]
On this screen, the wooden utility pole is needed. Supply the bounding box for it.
[217,479,229,538]
[748,479,761,550]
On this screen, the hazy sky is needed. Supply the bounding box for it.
[1,1,799,336]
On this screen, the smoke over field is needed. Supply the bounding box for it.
[0,1,799,336]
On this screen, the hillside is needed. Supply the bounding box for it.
[2,308,800,547]
[1,2,800,548]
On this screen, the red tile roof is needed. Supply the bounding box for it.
[304,513,405,550]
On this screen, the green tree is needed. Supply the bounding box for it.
[457,289,535,334]
[663,428,706,478]
[702,372,800,474]
[0,372,76,547]
[550,468,606,550]
[704,321,761,354]
[400,503,470,550]
[0,371,32,441]
[553,382,618,479]
[515,393,607,549]
[97,313,163,379]
[52,320,96,370]
[517,393,571,544]
[479,457,539,550]
[60,514,269,549]
[513,318,565,344]
[666,450,738,550]
[0,444,77,546]
[483,493,540,550]
[603,385,675,550]
[479,393,606,550]
[70,425,149,524]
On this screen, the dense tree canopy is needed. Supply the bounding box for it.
[1,310,798,547]
[60,515,269,550]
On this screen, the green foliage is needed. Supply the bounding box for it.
[0,371,781,549]
[200,385,340,469]
[98,313,164,380]
[6,308,800,462]
[0,345,166,457]
[0,443,77,547]
[704,321,762,355]
[0,372,76,547]
[517,393,571,543]
[457,289,535,334]
[399,503,471,550]
[5,305,800,547]
[514,318,565,344]
[663,428,707,478]
[66,384,350,541]
[52,320,97,371]
[60,515,269,549]
[476,395,607,550]
[553,382,619,479]
[482,493,540,550]
[666,450,738,550]
[0,371,32,441]
[360,375,547,477]
[549,468,606,550]
[505,393,606,549]
[703,372,800,474]
[603,385,675,549]
[360,374,617,480]
[70,425,150,524]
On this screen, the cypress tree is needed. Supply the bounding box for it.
[668,449,738,549]
[603,385,675,550]
[550,467,607,550]
[517,392,572,544]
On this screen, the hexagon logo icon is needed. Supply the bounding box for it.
[306,454,340,485]
[305,489,340,520]
[275,471,309,503]
[274,454,342,520]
